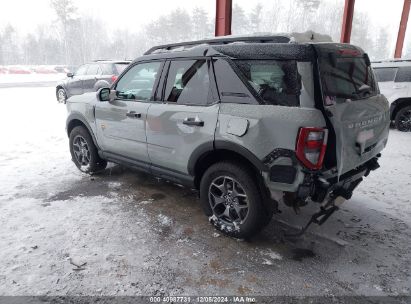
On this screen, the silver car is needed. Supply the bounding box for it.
[66,34,389,238]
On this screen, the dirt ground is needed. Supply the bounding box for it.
[0,87,410,300]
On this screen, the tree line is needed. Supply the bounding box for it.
[0,0,406,67]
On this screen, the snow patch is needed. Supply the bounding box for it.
[157,214,172,226]
[261,249,283,261]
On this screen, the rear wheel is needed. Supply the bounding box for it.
[200,161,273,239]
[395,105,411,132]
[69,126,107,174]
[57,88,67,104]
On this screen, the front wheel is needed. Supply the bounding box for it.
[200,161,273,239]
[69,126,107,174]
[395,106,411,132]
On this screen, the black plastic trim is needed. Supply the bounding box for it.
[66,113,100,150]
[214,140,268,172]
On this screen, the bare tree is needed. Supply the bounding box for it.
[50,0,77,64]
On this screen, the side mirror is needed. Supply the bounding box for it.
[67,72,74,77]
[97,87,110,102]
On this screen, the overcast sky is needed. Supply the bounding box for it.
[0,0,408,41]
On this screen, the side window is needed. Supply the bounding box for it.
[395,67,411,82]
[86,64,100,75]
[101,64,114,75]
[212,59,256,104]
[164,60,211,105]
[115,61,161,101]
[75,65,88,76]
[373,67,397,82]
[234,59,301,107]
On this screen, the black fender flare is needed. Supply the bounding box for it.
[187,140,268,176]
[66,112,100,150]
[391,98,411,120]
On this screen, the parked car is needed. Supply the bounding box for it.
[66,34,389,238]
[373,59,411,131]
[0,66,8,74]
[56,60,130,103]
[8,66,31,74]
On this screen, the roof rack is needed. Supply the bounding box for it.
[144,35,291,55]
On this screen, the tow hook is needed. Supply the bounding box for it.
[284,188,348,237]
[284,204,339,237]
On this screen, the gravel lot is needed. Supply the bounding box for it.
[0,86,410,299]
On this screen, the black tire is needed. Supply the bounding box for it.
[200,161,273,239]
[57,88,67,104]
[395,105,411,132]
[69,126,107,174]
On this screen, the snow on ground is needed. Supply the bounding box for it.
[0,86,410,298]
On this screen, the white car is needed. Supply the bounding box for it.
[373,60,411,131]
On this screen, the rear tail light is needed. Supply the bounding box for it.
[111,75,118,82]
[296,127,328,170]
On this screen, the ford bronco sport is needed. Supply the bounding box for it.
[66,34,389,238]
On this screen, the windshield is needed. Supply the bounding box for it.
[234,59,300,107]
[319,55,378,105]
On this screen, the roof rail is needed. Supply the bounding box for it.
[143,35,291,55]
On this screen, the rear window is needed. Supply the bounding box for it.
[373,67,397,82]
[319,55,378,104]
[234,60,300,106]
[115,63,129,75]
[395,67,411,82]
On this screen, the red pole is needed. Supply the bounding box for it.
[394,0,411,58]
[215,0,232,36]
[340,0,355,43]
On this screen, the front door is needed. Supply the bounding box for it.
[95,61,163,169]
[146,59,219,177]
[82,63,100,93]
[68,64,88,96]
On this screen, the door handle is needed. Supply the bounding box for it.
[183,117,204,126]
[126,111,142,118]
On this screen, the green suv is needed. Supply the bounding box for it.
[66,34,390,238]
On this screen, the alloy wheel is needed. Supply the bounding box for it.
[72,135,91,166]
[208,176,249,225]
[397,109,411,132]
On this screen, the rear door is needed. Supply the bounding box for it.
[146,59,219,178]
[373,67,397,103]
[316,45,390,176]
[393,66,411,101]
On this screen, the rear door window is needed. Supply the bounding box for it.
[319,55,377,104]
[234,60,301,106]
[373,67,397,82]
[164,60,212,105]
[101,64,114,75]
[395,67,411,82]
